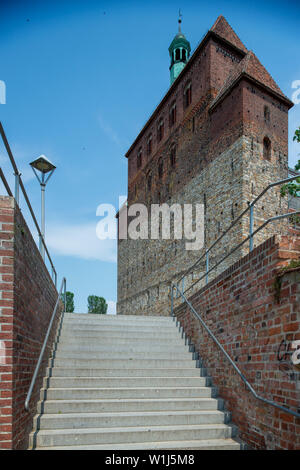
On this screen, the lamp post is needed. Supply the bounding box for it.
[30,155,56,261]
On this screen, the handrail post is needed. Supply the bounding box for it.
[205,249,209,284]
[171,283,174,317]
[249,204,254,252]
[64,278,67,312]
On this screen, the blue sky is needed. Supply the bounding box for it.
[0,0,299,313]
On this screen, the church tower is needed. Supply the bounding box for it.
[168,13,191,85]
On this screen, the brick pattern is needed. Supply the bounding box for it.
[174,234,300,450]
[0,196,61,450]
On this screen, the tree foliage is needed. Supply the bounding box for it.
[88,295,107,314]
[65,291,75,313]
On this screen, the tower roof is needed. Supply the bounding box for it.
[210,15,248,53]
[210,50,294,110]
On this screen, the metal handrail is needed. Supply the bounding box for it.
[172,283,300,419]
[176,174,300,290]
[25,277,66,411]
[0,122,57,286]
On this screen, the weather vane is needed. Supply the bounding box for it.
[178,9,182,32]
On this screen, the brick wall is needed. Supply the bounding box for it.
[0,196,61,449]
[174,233,300,450]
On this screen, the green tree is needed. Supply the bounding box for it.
[65,291,75,313]
[281,127,300,198]
[88,295,107,314]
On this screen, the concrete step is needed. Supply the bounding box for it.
[50,358,198,369]
[55,342,189,353]
[58,329,182,340]
[40,386,214,400]
[34,438,240,450]
[30,423,235,447]
[46,367,205,378]
[37,397,222,414]
[56,335,185,346]
[43,376,207,389]
[52,349,193,360]
[63,314,174,323]
[34,410,226,430]
[59,325,180,335]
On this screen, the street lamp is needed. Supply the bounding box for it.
[30,155,56,261]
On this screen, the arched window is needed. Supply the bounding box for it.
[263,137,271,161]
[184,81,192,109]
[147,134,152,156]
[264,106,270,122]
[182,49,186,61]
[175,48,181,61]
[158,158,163,179]
[157,118,164,142]
[169,102,176,127]
[137,148,142,168]
[170,144,176,167]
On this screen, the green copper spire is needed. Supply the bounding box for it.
[169,11,191,85]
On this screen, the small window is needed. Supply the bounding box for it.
[184,82,192,109]
[264,105,270,122]
[158,158,163,179]
[170,144,176,167]
[175,48,181,61]
[263,137,271,161]
[169,102,176,127]
[137,148,142,168]
[182,49,186,61]
[147,134,152,156]
[147,172,152,191]
[157,119,164,142]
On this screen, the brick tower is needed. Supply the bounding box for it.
[117,16,294,316]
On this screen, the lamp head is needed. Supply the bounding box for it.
[30,155,56,174]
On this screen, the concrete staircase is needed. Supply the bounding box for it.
[29,313,240,450]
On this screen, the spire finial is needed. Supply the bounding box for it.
[178,9,182,33]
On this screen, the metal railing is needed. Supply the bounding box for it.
[0,122,57,286]
[171,283,300,419]
[25,277,66,411]
[170,175,300,419]
[176,174,300,296]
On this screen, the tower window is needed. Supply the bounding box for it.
[158,158,163,179]
[170,144,176,167]
[175,48,181,61]
[169,102,176,127]
[182,49,186,61]
[147,134,152,156]
[157,119,164,142]
[147,172,152,191]
[137,148,142,168]
[264,106,270,122]
[263,137,271,161]
[184,82,192,109]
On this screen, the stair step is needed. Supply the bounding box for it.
[37,397,222,414]
[33,438,240,450]
[52,350,193,360]
[43,376,207,389]
[34,410,226,430]
[50,358,198,368]
[40,386,213,400]
[46,367,204,377]
[30,423,235,447]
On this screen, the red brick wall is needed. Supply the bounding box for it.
[0,196,61,449]
[174,233,300,450]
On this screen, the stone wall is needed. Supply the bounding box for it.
[0,196,61,450]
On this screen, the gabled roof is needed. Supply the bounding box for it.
[210,51,294,111]
[210,15,248,53]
